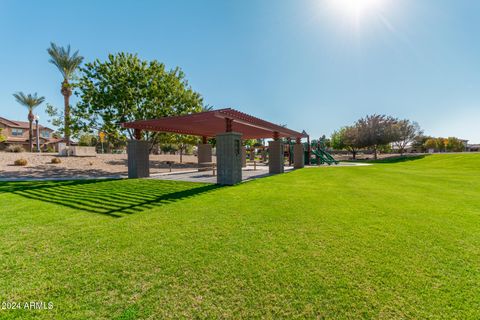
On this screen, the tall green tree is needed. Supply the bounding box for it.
[356,114,399,159]
[411,135,431,153]
[47,42,84,145]
[425,138,439,152]
[424,137,448,152]
[73,53,203,149]
[446,137,466,152]
[331,126,362,159]
[425,137,465,152]
[166,134,199,163]
[392,119,423,155]
[12,92,45,152]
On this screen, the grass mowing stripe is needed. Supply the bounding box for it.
[0,154,479,319]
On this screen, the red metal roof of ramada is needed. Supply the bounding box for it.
[122,108,306,139]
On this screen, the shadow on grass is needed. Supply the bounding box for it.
[0,179,221,218]
[0,166,125,179]
[106,159,198,169]
[365,154,430,163]
[342,154,430,164]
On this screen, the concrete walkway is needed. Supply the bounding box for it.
[149,165,294,184]
[0,162,369,183]
[305,162,373,168]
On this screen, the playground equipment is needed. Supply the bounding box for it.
[311,148,338,165]
[307,137,339,166]
[286,136,338,166]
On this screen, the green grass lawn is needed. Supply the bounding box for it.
[1,154,479,319]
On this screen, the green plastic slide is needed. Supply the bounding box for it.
[311,149,339,165]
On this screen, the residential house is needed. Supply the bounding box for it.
[0,117,62,151]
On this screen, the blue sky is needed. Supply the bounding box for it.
[1,0,479,142]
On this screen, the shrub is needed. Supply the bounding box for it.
[14,159,27,166]
[51,157,61,164]
[78,134,97,146]
[6,145,25,153]
[45,145,55,153]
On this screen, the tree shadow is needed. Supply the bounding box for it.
[0,179,221,218]
[365,154,430,163]
[106,159,198,169]
[0,166,125,179]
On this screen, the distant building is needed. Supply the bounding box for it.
[391,143,421,154]
[392,138,471,154]
[0,117,62,151]
[467,144,480,152]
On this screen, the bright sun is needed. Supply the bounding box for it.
[328,0,386,21]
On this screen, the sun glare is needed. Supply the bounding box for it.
[327,0,386,22]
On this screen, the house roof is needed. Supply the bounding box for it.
[5,137,29,143]
[4,137,62,145]
[122,108,306,139]
[0,117,53,131]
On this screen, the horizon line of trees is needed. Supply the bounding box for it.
[329,115,467,159]
[417,136,466,153]
[330,115,423,159]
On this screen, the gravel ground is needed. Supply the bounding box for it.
[0,152,208,179]
[0,151,425,180]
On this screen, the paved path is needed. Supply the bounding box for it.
[0,162,369,183]
[305,162,373,168]
[149,165,295,184]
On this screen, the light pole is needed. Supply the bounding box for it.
[35,115,40,153]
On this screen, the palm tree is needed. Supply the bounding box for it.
[13,92,45,152]
[47,42,83,145]
[202,105,214,112]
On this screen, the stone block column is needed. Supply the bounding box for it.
[241,146,247,168]
[294,143,305,169]
[269,140,284,174]
[127,140,150,178]
[197,144,212,171]
[216,132,243,185]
